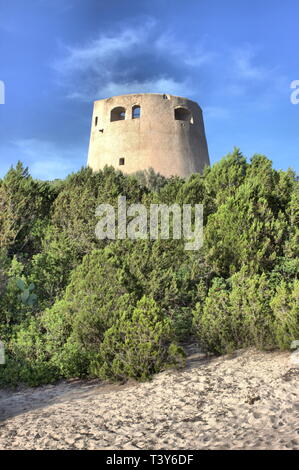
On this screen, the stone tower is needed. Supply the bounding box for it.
[87,93,210,178]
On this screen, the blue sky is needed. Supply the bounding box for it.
[0,0,298,180]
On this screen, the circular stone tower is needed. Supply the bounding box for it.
[87,93,210,178]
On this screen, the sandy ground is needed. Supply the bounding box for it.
[0,348,298,450]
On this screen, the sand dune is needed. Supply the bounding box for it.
[0,348,298,450]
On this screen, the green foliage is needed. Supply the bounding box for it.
[195,271,276,354]
[37,250,136,378]
[50,166,147,256]
[271,279,299,349]
[193,278,232,354]
[103,239,208,339]
[131,168,167,192]
[0,249,10,298]
[204,179,288,276]
[0,256,35,329]
[284,185,299,260]
[92,296,185,381]
[203,148,247,211]
[229,270,275,349]
[0,319,58,387]
[16,279,37,306]
[29,226,80,308]
[0,162,56,257]
[0,154,298,387]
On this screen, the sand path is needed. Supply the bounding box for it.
[0,348,298,450]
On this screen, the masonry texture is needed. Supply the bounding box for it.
[87,93,210,178]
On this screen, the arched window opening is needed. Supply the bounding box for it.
[174,107,193,123]
[111,107,126,122]
[132,105,141,119]
[95,116,98,126]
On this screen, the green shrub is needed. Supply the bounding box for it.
[0,257,36,328]
[0,157,298,387]
[194,278,233,354]
[0,162,56,257]
[92,296,185,381]
[271,279,299,349]
[104,239,208,338]
[195,271,276,354]
[38,250,136,378]
[229,270,275,349]
[29,227,80,309]
[0,320,59,387]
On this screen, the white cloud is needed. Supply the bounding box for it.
[95,78,190,100]
[52,20,286,116]
[232,45,268,80]
[52,19,207,102]
[154,32,214,67]
[55,29,143,74]
[53,18,157,78]
[66,77,191,102]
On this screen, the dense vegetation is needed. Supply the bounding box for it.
[0,150,298,386]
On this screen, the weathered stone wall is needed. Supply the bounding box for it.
[87,93,210,178]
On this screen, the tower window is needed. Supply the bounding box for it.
[111,107,126,122]
[95,116,98,126]
[119,158,125,165]
[174,107,193,123]
[132,105,141,119]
